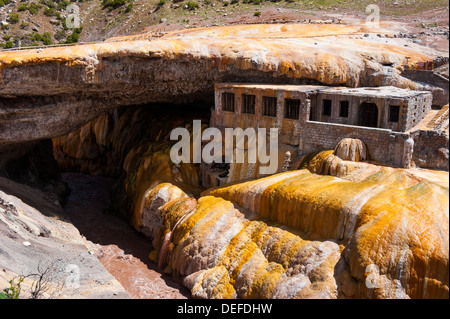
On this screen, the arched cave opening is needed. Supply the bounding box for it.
[1,99,214,299]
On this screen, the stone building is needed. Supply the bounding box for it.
[310,86,433,132]
[212,83,433,135]
[203,83,440,187]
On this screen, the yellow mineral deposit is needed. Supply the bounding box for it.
[0,23,432,89]
[333,138,369,162]
[53,108,448,299]
[143,191,341,299]
[130,146,448,299]
[33,23,447,299]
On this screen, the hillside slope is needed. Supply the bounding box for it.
[0,0,448,50]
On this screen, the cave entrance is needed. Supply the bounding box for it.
[358,102,379,128]
[50,101,213,298]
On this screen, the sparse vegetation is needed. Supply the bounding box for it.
[9,13,20,24]
[39,0,56,9]
[243,0,263,5]
[30,31,53,45]
[101,0,127,11]
[65,31,79,43]
[0,276,24,299]
[44,7,56,16]
[0,0,90,47]
[3,40,13,48]
[0,0,448,52]
[186,1,199,10]
[56,0,71,11]
[20,21,30,29]
[0,0,12,8]
[54,29,66,41]
[28,262,64,299]
[18,3,28,11]
[17,2,42,15]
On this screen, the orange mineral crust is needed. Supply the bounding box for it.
[131,160,447,298]
[0,23,433,88]
[203,167,448,299]
[0,23,440,146]
[55,111,448,299]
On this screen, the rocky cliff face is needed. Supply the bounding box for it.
[52,103,209,177]
[0,176,130,299]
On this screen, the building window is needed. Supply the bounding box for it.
[222,92,235,112]
[339,101,349,118]
[322,99,332,116]
[389,105,400,122]
[262,96,277,117]
[242,94,256,114]
[284,99,301,120]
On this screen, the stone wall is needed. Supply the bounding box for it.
[212,84,442,169]
[405,93,433,131]
[211,83,317,145]
[300,121,411,167]
[312,90,433,132]
[402,70,449,91]
[411,129,449,171]
[402,69,449,107]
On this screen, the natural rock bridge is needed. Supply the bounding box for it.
[0,23,448,300]
[0,23,439,148]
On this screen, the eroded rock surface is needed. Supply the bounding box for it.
[126,146,448,299]
[134,163,448,299]
[141,184,341,299]
[0,177,130,299]
[50,103,449,299]
[0,23,443,147]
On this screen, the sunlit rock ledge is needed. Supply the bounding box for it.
[0,23,441,146]
[50,105,449,299]
[134,156,448,299]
